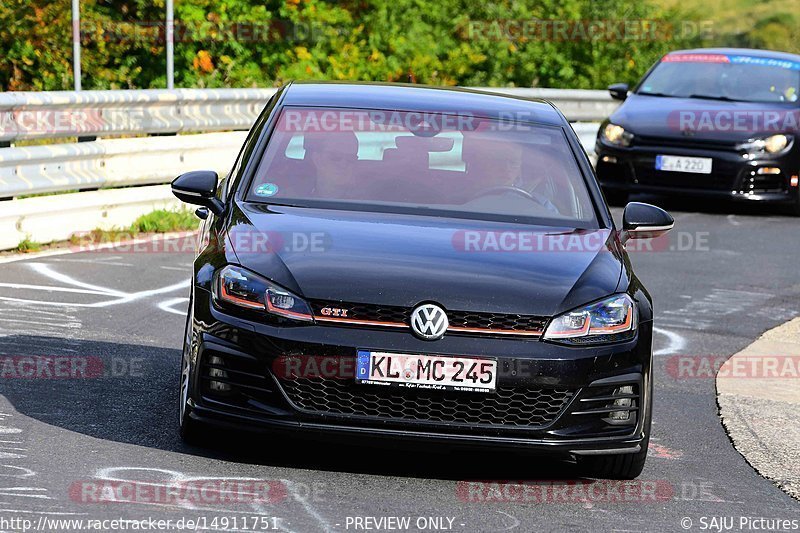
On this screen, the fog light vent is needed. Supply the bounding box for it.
[208,355,232,392]
[608,385,634,421]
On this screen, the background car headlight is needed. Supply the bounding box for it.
[740,134,792,154]
[600,123,633,147]
[764,134,789,153]
[214,265,314,322]
[544,294,637,344]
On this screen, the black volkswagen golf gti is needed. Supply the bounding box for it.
[172,82,673,479]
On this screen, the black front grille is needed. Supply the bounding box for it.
[633,161,740,191]
[634,135,738,152]
[447,311,547,332]
[278,377,574,428]
[310,300,547,335]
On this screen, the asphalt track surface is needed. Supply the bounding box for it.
[0,196,799,533]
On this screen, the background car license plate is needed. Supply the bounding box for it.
[356,350,496,392]
[655,155,712,174]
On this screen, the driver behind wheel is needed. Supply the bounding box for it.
[499,142,560,215]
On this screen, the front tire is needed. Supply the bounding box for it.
[179,291,205,445]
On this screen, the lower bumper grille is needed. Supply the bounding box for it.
[278,377,575,428]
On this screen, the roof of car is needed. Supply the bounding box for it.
[281,81,567,126]
[666,47,800,62]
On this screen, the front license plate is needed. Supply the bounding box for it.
[655,155,712,174]
[355,350,497,392]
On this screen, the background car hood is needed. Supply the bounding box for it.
[610,94,792,142]
[229,202,624,317]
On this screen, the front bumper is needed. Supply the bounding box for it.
[187,288,652,456]
[595,141,799,203]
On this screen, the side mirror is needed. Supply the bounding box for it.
[621,202,674,242]
[608,83,629,101]
[171,170,224,216]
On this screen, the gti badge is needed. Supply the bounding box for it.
[320,307,348,317]
[410,303,449,340]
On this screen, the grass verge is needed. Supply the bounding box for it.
[13,208,199,254]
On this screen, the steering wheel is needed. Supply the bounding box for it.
[474,185,533,200]
[472,185,553,210]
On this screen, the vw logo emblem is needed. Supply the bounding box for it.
[410,303,449,340]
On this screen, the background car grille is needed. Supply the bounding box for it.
[278,377,574,428]
[310,300,548,335]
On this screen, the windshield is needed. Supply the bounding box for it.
[637,53,800,103]
[248,107,597,227]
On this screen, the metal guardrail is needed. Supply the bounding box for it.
[0,132,247,198]
[0,88,275,142]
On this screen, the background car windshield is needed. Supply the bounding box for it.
[249,107,597,226]
[637,54,800,103]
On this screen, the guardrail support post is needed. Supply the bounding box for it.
[72,0,82,91]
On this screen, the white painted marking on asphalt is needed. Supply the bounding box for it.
[0,265,188,309]
[160,265,191,272]
[0,283,110,296]
[0,318,81,329]
[654,327,686,356]
[0,466,34,478]
[28,263,126,297]
[727,214,741,226]
[48,257,133,267]
[94,466,295,517]
[281,478,332,533]
[158,297,189,316]
[0,306,74,317]
[0,490,50,499]
[495,511,520,531]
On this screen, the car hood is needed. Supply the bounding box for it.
[610,94,792,142]
[228,202,624,317]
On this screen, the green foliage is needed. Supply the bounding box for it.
[129,208,199,233]
[16,236,42,253]
[0,0,742,91]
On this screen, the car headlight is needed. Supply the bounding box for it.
[214,265,314,322]
[600,123,633,147]
[739,134,792,154]
[764,134,790,153]
[543,294,637,344]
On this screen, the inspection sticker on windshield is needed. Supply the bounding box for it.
[656,155,712,174]
[355,350,497,392]
[255,183,279,197]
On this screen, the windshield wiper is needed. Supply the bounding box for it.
[686,93,742,102]
[636,91,677,98]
